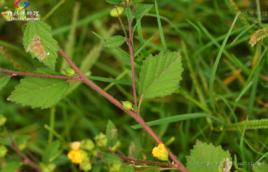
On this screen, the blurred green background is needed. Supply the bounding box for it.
[1,0,268,171]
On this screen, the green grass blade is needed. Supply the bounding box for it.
[154,0,167,50]
[208,12,240,109]
[131,112,211,129]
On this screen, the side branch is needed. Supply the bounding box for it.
[58,49,188,172]
[0,50,188,172]
[11,142,42,172]
[127,19,138,107]
[0,67,79,80]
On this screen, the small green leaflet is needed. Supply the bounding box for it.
[23,21,59,69]
[135,4,153,19]
[138,51,183,99]
[42,141,62,163]
[186,141,231,172]
[104,35,125,48]
[106,120,118,147]
[0,75,10,91]
[8,77,69,109]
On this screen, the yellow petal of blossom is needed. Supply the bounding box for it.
[70,141,81,150]
[67,150,87,164]
[152,143,168,161]
[110,6,124,17]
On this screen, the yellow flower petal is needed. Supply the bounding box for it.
[152,144,168,161]
[67,150,87,164]
[70,141,81,150]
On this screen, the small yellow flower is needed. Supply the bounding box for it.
[67,149,87,164]
[152,144,168,161]
[110,6,124,17]
[70,141,81,150]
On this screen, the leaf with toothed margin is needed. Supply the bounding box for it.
[8,77,69,109]
[138,51,183,99]
[186,141,232,172]
[23,21,59,69]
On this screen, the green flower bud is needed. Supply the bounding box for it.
[0,114,7,127]
[0,145,8,158]
[64,68,75,77]
[81,139,95,152]
[94,133,107,148]
[80,160,92,171]
[122,101,133,110]
[110,6,124,17]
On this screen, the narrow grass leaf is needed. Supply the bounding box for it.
[132,112,209,129]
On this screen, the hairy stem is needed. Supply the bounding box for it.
[11,142,42,172]
[127,19,138,108]
[0,67,79,80]
[118,152,177,168]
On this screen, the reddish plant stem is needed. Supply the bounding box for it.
[58,49,188,172]
[126,19,138,108]
[109,149,177,169]
[10,142,42,172]
[119,154,177,168]
[0,67,79,80]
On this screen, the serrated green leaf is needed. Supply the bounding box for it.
[8,77,69,109]
[135,4,153,19]
[139,51,183,99]
[125,7,134,21]
[186,141,231,172]
[253,163,268,172]
[106,120,118,147]
[42,141,62,163]
[106,0,122,5]
[23,21,59,69]
[0,75,10,91]
[104,35,125,48]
